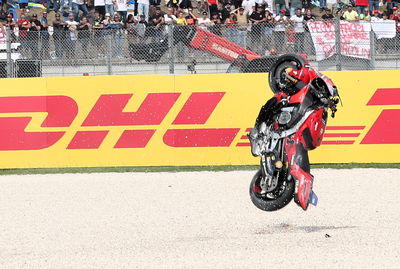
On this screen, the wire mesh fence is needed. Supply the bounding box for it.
[1,19,400,78]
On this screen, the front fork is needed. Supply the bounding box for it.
[284,137,317,210]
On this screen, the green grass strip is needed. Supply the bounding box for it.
[0,163,399,176]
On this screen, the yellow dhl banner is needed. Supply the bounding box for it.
[0,71,399,168]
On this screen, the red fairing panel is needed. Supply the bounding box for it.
[189,27,259,62]
[298,108,326,149]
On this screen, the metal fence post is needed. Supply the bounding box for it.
[5,27,12,78]
[107,32,113,75]
[167,24,174,74]
[369,29,376,70]
[335,17,342,71]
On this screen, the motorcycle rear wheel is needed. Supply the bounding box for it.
[249,169,295,212]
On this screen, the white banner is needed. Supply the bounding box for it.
[371,20,396,39]
[308,21,371,61]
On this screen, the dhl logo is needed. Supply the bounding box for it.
[0,88,399,151]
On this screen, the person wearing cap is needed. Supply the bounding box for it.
[371,9,382,21]
[359,7,371,21]
[390,6,400,49]
[343,5,359,21]
[275,0,286,16]
[273,8,288,52]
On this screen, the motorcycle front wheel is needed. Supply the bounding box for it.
[249,169,295,212]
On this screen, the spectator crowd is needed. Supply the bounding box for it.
[0,0,399,60]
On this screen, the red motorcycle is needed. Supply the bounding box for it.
[249,54,340,211]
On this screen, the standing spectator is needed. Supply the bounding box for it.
[179,0,193,12]
[137,14,148,41]
[343,5,359,21]
[196,0,206,13]
[263,9,274,51]
[17,14,31,58]
[209,13,222,35]
[273,9,288,53]
[290,8,305,52]
[40,12,50,59]
[65,12,78,59]
[175,11,187,58]
[221,3,232,22]
[105,0,116,16]
[322,8,334,21]
[249,5,265,53]
[303,8,316,55]
[29,14,42,59]
[320,0,327,10]
[95,0,106,16]
[77,16,91,58]
[5,14,16,42]
[197,11,212,29]
[92,11,105,57]
[241,0,255,15]
[225,12,237,42]
[359,8,371,21]
[137,0,150,21]
[231,7,248,47]
[52,13,66,58]
[116,0,128,21]
[389,7,400,51]
[149,6,164,41]
[72,0,89,22]
[208,0,218,16]
[356,0,368,15]
[111,13,124,57]
[371,10,381,21]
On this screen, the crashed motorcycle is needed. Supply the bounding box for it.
[248,54,340,211]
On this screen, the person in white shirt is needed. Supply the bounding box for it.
[242,0,256,15]
[137,0,150,22]
[290,8,305,52]
[164,7,177,24]
[197,11,212,29]
[273,9,288,53]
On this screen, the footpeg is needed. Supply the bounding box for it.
[309,191,318,206]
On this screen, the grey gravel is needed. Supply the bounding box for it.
[0,169,399,268]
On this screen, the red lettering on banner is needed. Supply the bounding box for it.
[114,130,156,148]
[67,131,109,149]
[173,92,225,124]
[0,96,77,150]
[163,129,240,147]
[82,93,180,126]
[361,88,400,144]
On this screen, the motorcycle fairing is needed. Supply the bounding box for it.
[284,139,314,210]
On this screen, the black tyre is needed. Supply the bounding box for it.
[249,169,295,212]
[268,53,306,94]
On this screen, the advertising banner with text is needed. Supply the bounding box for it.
[0,72,399,168]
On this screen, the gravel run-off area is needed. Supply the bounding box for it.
[0,169,399,269]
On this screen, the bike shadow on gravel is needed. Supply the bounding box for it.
[254,223,357,235]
